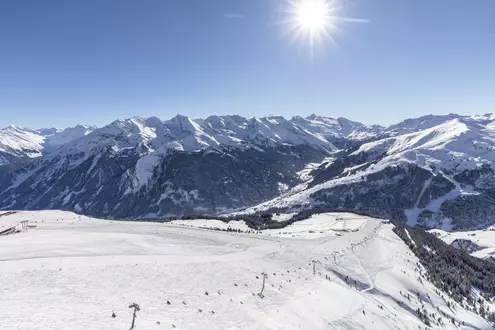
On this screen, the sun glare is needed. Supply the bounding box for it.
[281,0,368,58]
[295,0,329,34]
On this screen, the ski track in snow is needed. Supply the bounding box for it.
[0,210,492,330]
[405,178,432,226]
[405,172,475,230]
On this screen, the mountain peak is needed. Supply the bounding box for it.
[3,124,33,133]
[169,114,191,122]
[166,114,203,135]
[144,116,163,128]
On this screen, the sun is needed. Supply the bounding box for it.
[282,0,339,56]
[280,0,368,58]
[294,0,330,35]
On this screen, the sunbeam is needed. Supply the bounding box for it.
[281,0,368,58]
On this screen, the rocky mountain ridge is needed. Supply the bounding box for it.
[2,113,495,229]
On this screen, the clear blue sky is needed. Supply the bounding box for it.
[1,0,494,129]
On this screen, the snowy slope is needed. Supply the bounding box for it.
[0,210,491,329]
[0,125,45,161]
[240,115,495,230]
[354,117,495,171]
[43,125,97,153]
[292,114,383,142]
[0,124,95,165]
[384,113,464,136]
[430,226,495,260]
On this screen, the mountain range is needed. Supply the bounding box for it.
[1,113,495,230]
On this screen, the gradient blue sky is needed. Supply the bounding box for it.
[1,0,494,129]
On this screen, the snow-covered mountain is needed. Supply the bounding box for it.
[1,114,374,218]
[0,124,95,166]
[0,114,382,163]
[384,113,465,136]
[240,114,495,230]
[2,112,495,229]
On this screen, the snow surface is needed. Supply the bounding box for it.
[296,157,334,181]
[263,213,368,239]
[431,226,495,260]
[132,153,162,190]
[169,219,250,232]
[270,213,296,222]
[0,210,491,329]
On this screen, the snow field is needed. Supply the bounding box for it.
[0,211,492,329]
[431,227,495,260]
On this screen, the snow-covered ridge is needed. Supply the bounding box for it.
[0,125,45,159]
[354,117,495,171]
[59,114,345,157]
[238,114,495,230]
[0,114,384,165]
[4,113,495,165]
[0,124,95,164]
